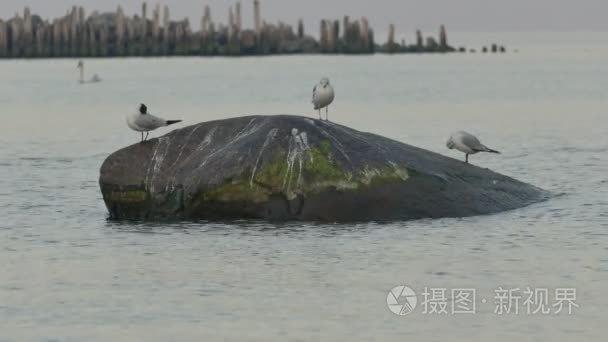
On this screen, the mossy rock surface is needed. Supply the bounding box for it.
[99,115,547,221]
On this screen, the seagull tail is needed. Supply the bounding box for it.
[484,147,500,154]
[166,120,182,126]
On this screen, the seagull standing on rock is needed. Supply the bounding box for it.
[312,77,335,121]
[446,131,500,163]
[127,104,182,142]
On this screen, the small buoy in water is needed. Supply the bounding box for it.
[77,60,102,84]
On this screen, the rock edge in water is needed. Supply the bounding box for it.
[99,115,547,222]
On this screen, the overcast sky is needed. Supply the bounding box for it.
[1,0,607,33]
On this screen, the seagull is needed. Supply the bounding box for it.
[446,131,500,163]
[127,104,182,142]
[312,77,335,121]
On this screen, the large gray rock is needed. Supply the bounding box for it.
[99,115,547,221]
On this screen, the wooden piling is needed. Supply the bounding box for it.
[0,2,472,58]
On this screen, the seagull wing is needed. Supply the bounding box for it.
[137,114,169,130]
[460,132,487,152]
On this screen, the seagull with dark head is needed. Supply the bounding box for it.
[127,104,182,142]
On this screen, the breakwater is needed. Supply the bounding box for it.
[0,1,504,58]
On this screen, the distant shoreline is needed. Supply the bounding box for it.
[0,1,508,59]
[0,51,457,60]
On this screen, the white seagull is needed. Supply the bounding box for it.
[312,77,335,121]
[127,104,182,142]
[446,131,500,163]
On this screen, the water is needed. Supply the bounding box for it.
[1,32,607,341]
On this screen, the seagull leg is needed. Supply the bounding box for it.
[465,154,469,163]
[326,107,329,121]
[318,109,321,120]
[144,132,149,141]
[141,132,144,142]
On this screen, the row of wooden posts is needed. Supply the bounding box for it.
[0,1,455,58]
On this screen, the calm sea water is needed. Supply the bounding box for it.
[1,32,607,341]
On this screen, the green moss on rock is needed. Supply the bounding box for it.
[107,190,147,203]
[204,141,413,202]
[254,148,290,191]
[303,141,347,181]
[203,179,271,203]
